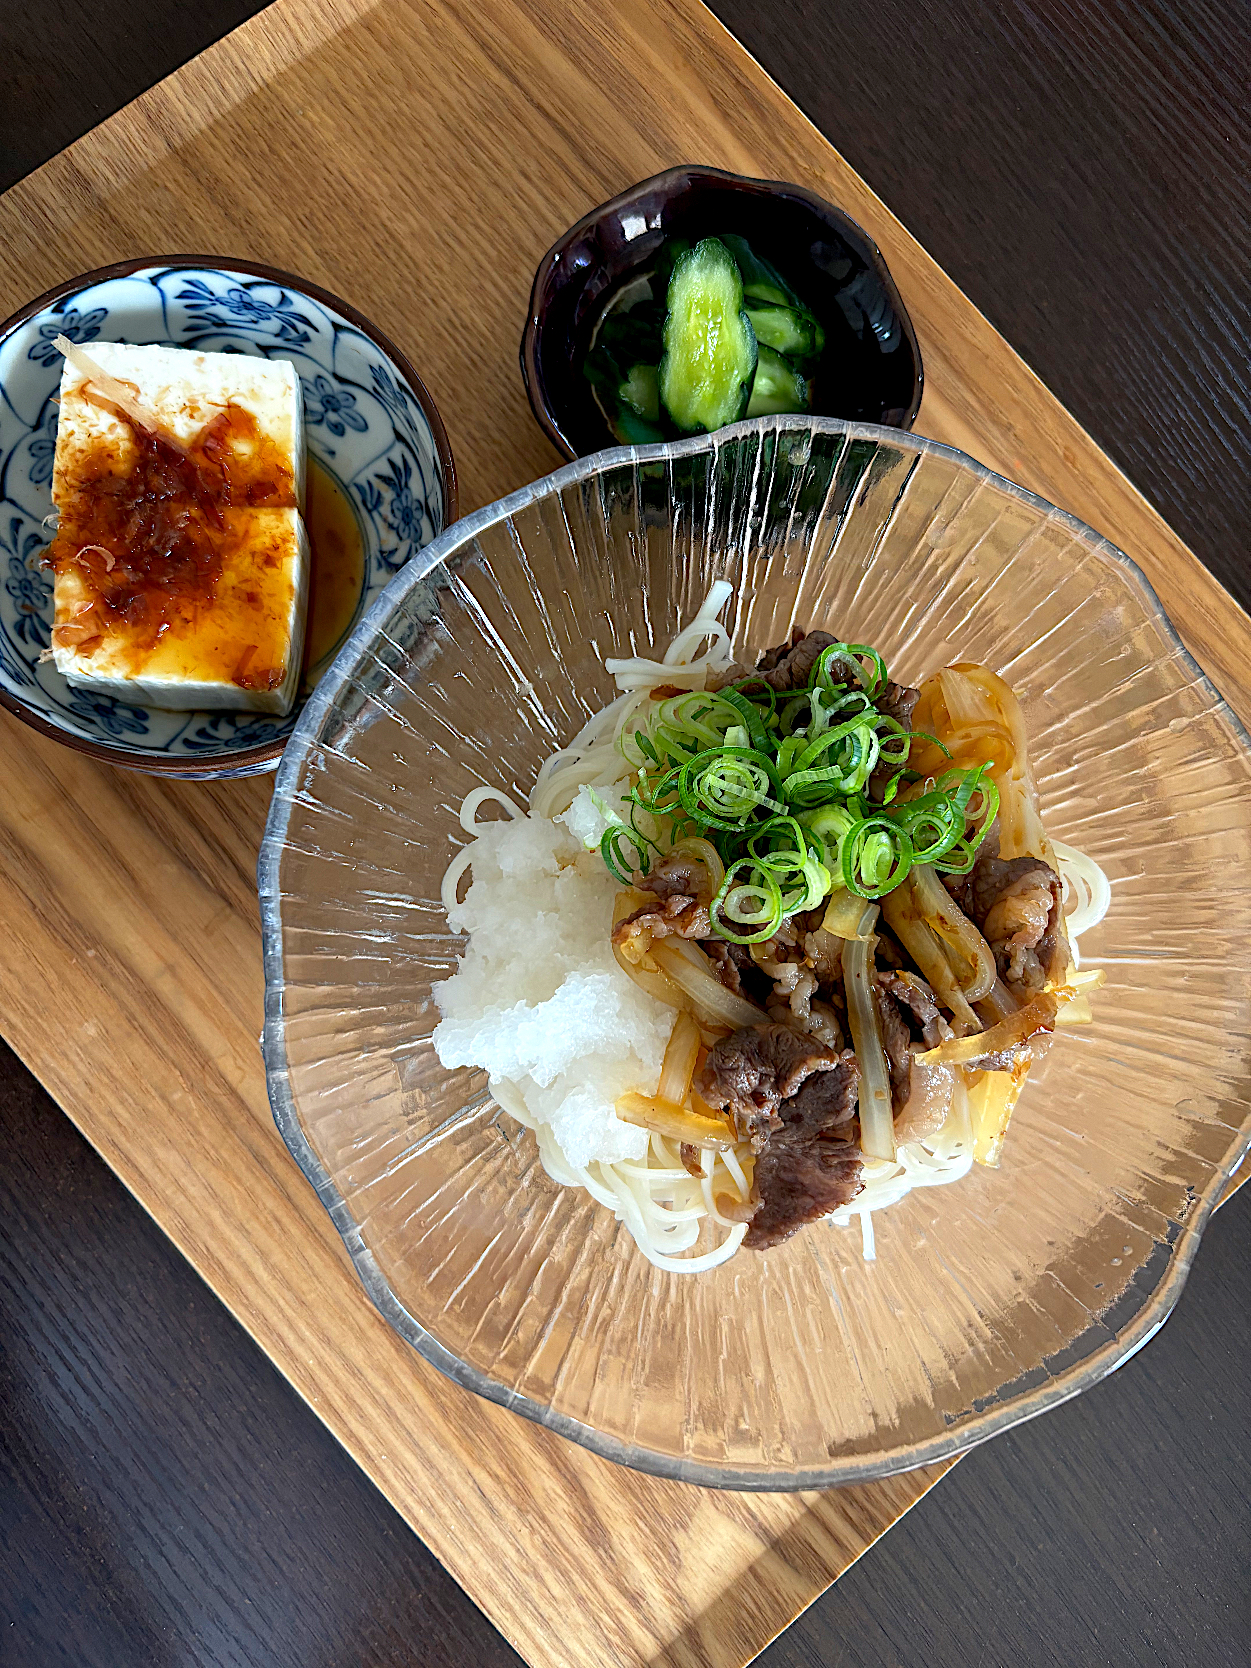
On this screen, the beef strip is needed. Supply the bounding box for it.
[944,829,1066,992]
[753,630,842,692]
[868,679,921,803]
[696,1022,842,1145]
[742,1053,864,1249]
[704,940,746,996]
[878,969,950,1050]
[702,939,773,1006]
[611,854,712,952]
[710,629,848,694]
[636,854,708,902]
[876,680,921,732]
[679,1142,704,1178]
[705,661,752,692]
[873,969,953,1112]
[873,977,915,1110]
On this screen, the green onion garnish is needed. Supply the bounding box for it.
[602,641,996,937]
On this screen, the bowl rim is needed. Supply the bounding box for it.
[520,163,925,460]
[260,413,1251,1489]
[0,252,459,777]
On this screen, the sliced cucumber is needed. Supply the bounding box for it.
[659,238,758,433]
[746,344,809,417]
[619,363,660,422]
[746,303,826,359]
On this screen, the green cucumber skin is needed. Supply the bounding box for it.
[746,343,809,417]
[746,303,826,359]
[659,238,759,434]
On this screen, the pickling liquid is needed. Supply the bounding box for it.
[303,458,366,679]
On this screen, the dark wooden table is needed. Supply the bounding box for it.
[2,3,1249,1664]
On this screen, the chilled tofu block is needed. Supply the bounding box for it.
[45,341,310,715]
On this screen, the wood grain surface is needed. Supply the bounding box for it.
[0,2,1247,1665]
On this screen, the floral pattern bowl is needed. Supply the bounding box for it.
[0,256,456,778]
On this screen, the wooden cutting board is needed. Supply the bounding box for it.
[0,3,1246,1666]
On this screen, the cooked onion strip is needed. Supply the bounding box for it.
[615,1091,734,1149]
[917,992,1057,1069]
[656,1011,701,1106]
[967,1062,1031,1166]
[880,880,983,1034]
[650,939,768,1030]
[841,902,896,1161]
[906,864,997,1001]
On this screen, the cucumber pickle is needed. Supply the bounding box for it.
[659,239,758,434]
[582,230,823,442]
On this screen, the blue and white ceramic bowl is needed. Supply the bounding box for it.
[0,256,457,778]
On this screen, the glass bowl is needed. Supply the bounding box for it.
[260,417,1251,1488]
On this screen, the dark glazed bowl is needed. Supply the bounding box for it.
[521,165,923,460]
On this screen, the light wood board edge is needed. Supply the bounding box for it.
[0,1,1245,1663]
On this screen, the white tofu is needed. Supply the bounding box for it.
[48,342,310,715]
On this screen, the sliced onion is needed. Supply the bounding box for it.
[967,1059,1032,1166]
[615,1092,734,1149]
[841,902,895,1161]
[611,891,688,1009]
[822,886,875,939]
[973,977,1020,1024]
[657,1011,701,1106]
[907,864,997,1002]
[917,992,1057,1069]
[880,882,982,1034]
[651,939,768,1030]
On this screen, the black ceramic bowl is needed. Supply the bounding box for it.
[521,165,923,460]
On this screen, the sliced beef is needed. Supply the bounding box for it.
[944,830,1065,992]
[873,926,908,971]
[702,939,773,1006]
[636,853,708,903]
[743,1053,864,1249]
[612,854,712,952]
[696,1022,842,1145]
[706,661,753,692]
[704,939,747,996]
[801,924,844,988]
[753,630,841,692]
[868,679,921,803]
[874,978,915,1110]
[878,969,950,1050]
[873,969,952,1112]
[875,680,921,732]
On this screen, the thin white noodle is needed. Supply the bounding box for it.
[459,785,524,832]
[440,845,477,915]
[1054,839,1112,950]
[695,579,735,622]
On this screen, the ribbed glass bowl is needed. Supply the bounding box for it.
[260,417,1251,1488]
